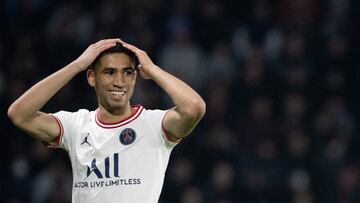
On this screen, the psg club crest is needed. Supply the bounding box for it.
[119,128,137,145]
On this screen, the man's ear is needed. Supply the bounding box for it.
[87,69,96,87]
[133,69,137,85]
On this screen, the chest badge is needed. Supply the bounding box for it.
[119,128,137,145]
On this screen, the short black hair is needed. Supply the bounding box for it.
[89,43,136,69]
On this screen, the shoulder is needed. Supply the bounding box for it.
[51,109,93,124]
[140,107,167,128]
[128,104,164,118]
[53,108,91,116]
[142,108,167,118]
[135,105,167,124]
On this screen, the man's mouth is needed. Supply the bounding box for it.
[109,90,126,95]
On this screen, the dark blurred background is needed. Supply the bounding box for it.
[1,0,359,202]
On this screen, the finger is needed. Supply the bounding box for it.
[118,39,129,45]
[98,42,117,52]
[94,38,120,47]
[102,38,121,44]
[121,42,137,51]
[98,38,120,43]
[119,39,140,52]
[92,39,120,52]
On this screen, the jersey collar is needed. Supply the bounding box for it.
[95,104,144,129]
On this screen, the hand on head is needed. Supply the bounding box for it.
[75,38,121,71]
[119,39,158,80]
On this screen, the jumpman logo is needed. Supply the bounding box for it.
[81,133,91,146]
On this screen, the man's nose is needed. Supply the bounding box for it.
[113,73,125,86]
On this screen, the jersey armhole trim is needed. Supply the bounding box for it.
[42,115,64,148]
[161,110,182,143]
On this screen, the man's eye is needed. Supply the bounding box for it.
[125,71,133,75]
[105,70,114,75]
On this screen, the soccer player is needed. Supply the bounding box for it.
[7,38,206,202]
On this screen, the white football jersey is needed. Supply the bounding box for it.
[48,105,178,203]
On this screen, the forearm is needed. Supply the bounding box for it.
[8,61,83,124]
[149,65,205,116]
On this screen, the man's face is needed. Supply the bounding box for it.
[88,53,136,113]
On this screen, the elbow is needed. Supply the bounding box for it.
[185,97,206,120]
[7,104,24,126]
[196,98,206,119]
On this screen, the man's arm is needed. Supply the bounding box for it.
[7,39,120,143]
[120,40,206,140]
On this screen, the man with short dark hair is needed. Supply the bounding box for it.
[8,38,206,202]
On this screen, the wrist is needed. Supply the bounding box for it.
[146,65,163,78]
[69,60,88,73]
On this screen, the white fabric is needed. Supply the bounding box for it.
[50,105,177,203]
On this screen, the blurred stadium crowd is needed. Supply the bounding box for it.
[0,0,359,202]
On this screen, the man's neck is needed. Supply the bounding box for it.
[97,105,134,124]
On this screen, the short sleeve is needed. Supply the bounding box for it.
[146,109,180,149]
[45,110,78,151]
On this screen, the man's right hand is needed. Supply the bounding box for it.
[8,38,120,144]
[73,38,121,71]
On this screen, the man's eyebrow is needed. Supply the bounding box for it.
[103,67,116,70]
[102,66,134,71]
[102,67,116,72]
[123,67,135,71]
